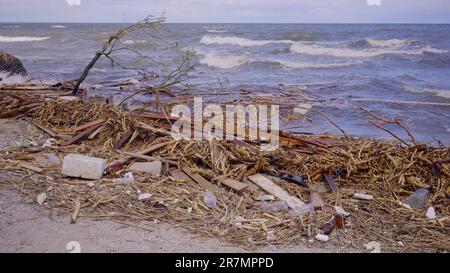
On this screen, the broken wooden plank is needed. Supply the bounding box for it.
[87,126,103,140]
[323,173,339,193]
[180,163,220,193]
[114,131,133,149]
[106,140,174,171]
[122,152,178,166]
[18,162,43,173]
[219,178,248,192]
[71,197,81,224]
[170,170,194,183]
[29,120,59,138]
[248,174,305,209]
[62,123,103,146]
[72,118,105,133]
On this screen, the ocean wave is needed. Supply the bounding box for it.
[280,32,317,41]
[0,72,28,84]
[277,60,363,69]
[0,35,50,42]
[290,42,446,58]
[199,51,251,69]
[51,25,66,28]
[365,38,416,48]
[90,68,107,73]
[200,35,293,47]
[205,28,228,34]
[405,86,450,99]
[122,39,149,45]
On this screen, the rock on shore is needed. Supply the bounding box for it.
[0,51,28,80]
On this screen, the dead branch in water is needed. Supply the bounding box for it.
[357,105,418,146]
[73,15,195,97]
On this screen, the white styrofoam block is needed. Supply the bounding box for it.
[61,154,106,180]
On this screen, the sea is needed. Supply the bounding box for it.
[0,23,449,145]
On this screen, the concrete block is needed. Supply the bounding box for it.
[129,161,162,177]
[61,154,106,180]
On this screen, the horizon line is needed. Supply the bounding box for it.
[1,21,450,24]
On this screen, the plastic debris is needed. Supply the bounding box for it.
[334,205,350,217]
[353,193,374,201]
[258,200,289,212]
[138,193,152,201]
[290,204,314,216]
[426,207,436,220]
[36,193,47,205]
[405,189,430,209]
[315,234,329,242]
[203,191,218,209]
[365,241,381,253]
[113,172,134,184]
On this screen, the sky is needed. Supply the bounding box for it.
[0,0,449,23]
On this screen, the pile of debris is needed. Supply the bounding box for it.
[0,86,449,253]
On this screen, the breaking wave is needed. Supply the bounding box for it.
[0,35,50,42]
[122,39,149,45]
[276,60,363,69]
[0,72,28,84]
[290,41,445,58]
[198,51,251,69]
[404,86,450,99]
[205,28,228,34]
[280,32,317,41]
[200,35,293,47]
[51,25,66,28]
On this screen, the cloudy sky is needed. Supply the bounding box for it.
[0,0,449,23]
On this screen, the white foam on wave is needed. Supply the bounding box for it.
[365,38,413,48]
[0,72,28,84]
[277,60,363,69]
[122,39,149,45]
[200,35,293,47]
[51,25,66,28]
[186,47,250,69]
[290,42,446,58]
[405,86,450,99]
[200,52,251,69]
[205,29,228,34]
[0,35,50,42]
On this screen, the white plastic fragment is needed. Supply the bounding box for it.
[36,193,47,205]
[425,207,436,220]
[289,204,314,216]
[87,182,95,188]
[315,234,329,242]
[113,172,134,184]
[138,193,152,201]
[43,138,57,148]
[61,154,106,180]
[353,193,374,200]
[334,205,350,217]
[255,194,276,201]
[365,241,381,253]
[203,191,218,209]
